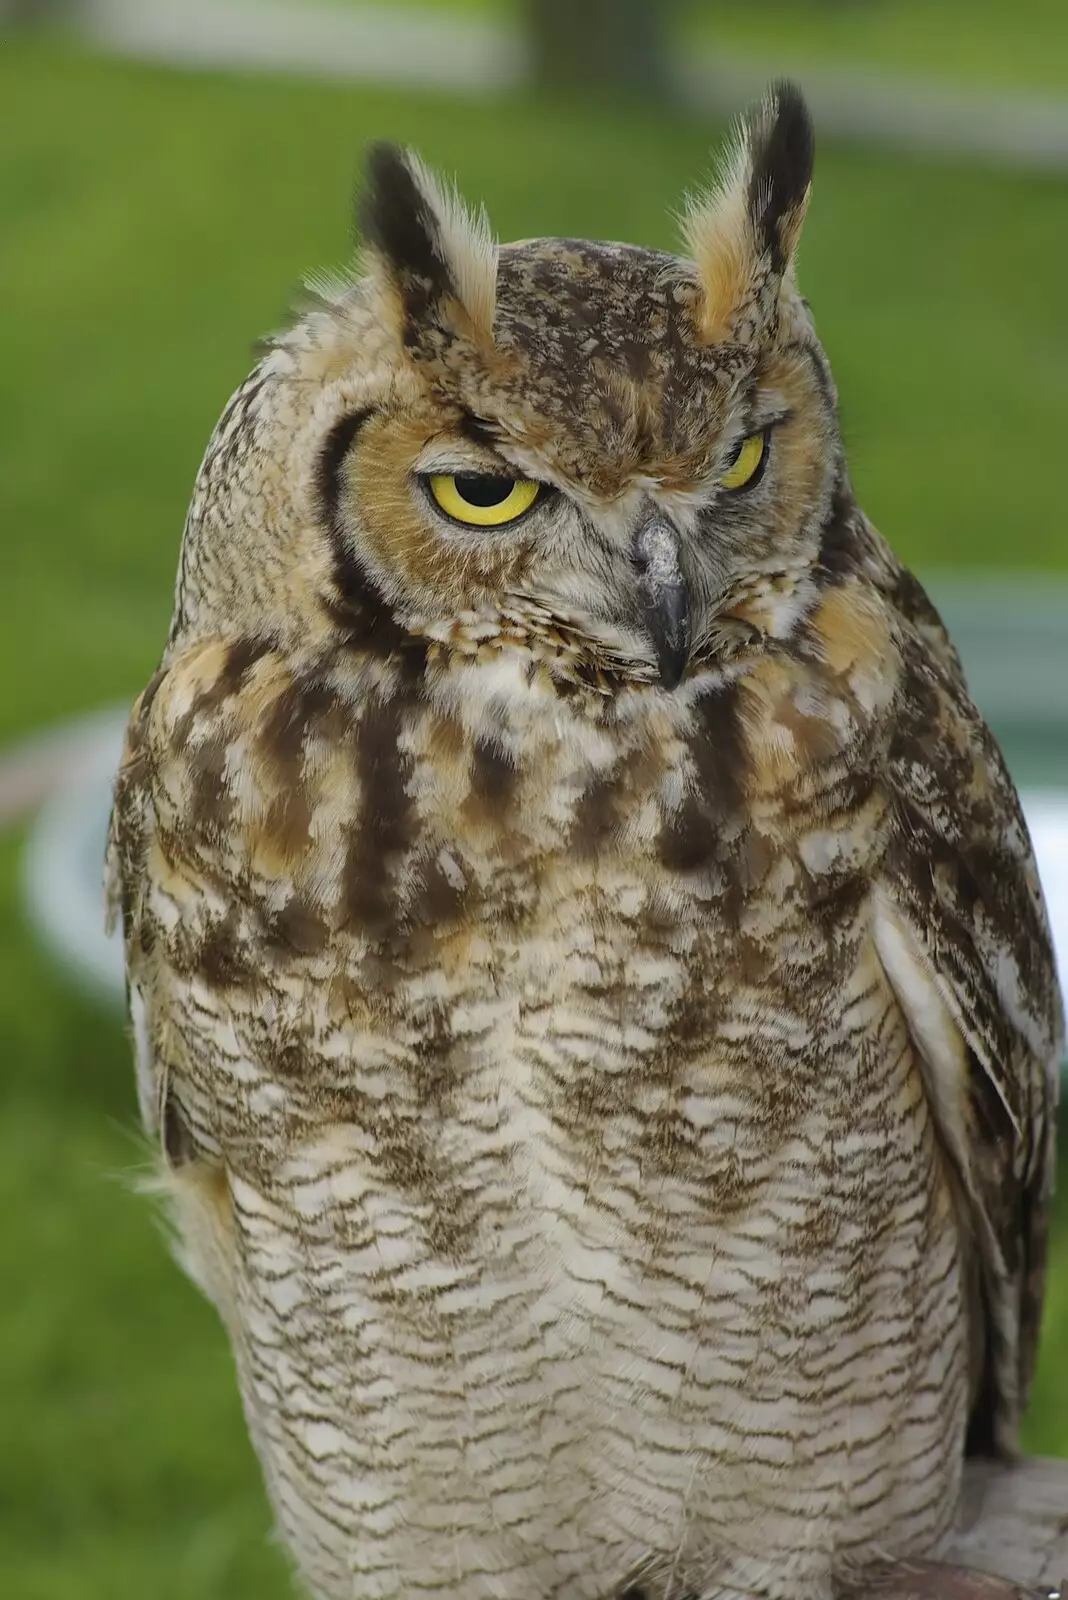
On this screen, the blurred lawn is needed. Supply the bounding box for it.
[298,0,1068,96]
[1,37,1067,1600]
[686,0,1068,96]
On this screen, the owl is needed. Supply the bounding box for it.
[107,83,1062,1600]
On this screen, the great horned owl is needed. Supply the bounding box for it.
[107,84,1062,1600]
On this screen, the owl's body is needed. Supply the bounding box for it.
[108,89,1061,1599]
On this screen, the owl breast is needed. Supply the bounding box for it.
[141,624,970,1600]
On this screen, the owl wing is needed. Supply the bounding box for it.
[105,666,175,1143]
[872,594,1063,1455]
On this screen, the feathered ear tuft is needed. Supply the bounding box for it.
[746,81,815,270]
[356,142,497,343]
[681,81,814,342]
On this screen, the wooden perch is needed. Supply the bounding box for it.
[841,1457,1068,1598]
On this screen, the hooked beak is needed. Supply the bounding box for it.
[633,515,691,691]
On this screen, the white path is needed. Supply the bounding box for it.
[78,0,523,93]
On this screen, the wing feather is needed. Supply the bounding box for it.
[875,592,1062,1453]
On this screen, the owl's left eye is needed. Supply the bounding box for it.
[720,431,767,492]
[427,473,541,528]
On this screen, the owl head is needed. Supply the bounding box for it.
[175,83,841,694]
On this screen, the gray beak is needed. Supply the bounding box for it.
[633,515,691,691]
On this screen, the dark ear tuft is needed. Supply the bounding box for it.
[679,80,814,342]
[356,141,452,306]
[355,143,498,339]
[747,81,815,271]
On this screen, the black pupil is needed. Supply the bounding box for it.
[454,473,515,507]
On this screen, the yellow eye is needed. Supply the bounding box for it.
[720,431,766,492]
[428,472,541,527]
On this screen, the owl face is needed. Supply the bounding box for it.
[178,85,839,691]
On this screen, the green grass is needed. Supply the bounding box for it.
[685,0,1068,97]
[1,38,1067,1597]
[283,0,1068,97]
